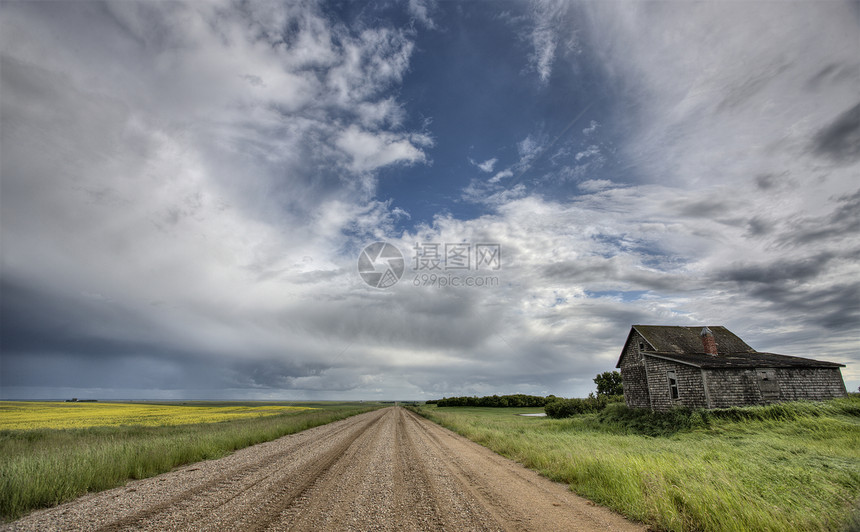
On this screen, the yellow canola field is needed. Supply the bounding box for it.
[0,402,313,430]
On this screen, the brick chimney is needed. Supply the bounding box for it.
[700,327,718,355]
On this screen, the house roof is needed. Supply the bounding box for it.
[616,325,845,369]
[644,351,845,369]
[634,325,755,354]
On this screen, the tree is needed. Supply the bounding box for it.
[594,371,623,396]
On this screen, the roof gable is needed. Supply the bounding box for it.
[615,327,656,368]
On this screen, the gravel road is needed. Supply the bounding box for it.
[3,407,643,531]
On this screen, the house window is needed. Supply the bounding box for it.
[667,370,679,400]
[639,342,646,351]
[757,368,779,400]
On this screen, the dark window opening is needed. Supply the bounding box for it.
[667,370,679,400]
[758,368,779,400]
[639,342,646,351]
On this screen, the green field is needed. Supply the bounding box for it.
[0,401,381,521]
[410,398,860,532]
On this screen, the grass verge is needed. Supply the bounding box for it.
[409,397,860,532]
[0,402,381,522]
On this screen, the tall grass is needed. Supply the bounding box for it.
[411,397,860,532]
[0,402,379,522]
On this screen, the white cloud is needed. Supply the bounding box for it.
[582,120,599,135]
[489,169,514,184]
[477,157,498,173]
[336,126,431,174]
[581,2,859,204]
[575,144,600,161]
[408,0,437,29]
[517,134,543,163]
[526,0,569,84]
[578,179,616,192]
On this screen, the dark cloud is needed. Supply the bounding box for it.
[541,258,692,292]
[0,276,341,392]
[805,62,860,91]
[743,281,860,331]
[662,197,732,219]
[717,63,788,112]
[716,253,835,284]
[541,259,614,283]
[779,188,860,246]
[713,251,859,332]
[810,101,860,164]
[745,216,773,237]
[753,172,790,191]
[0,277,143,357]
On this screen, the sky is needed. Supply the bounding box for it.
[1,0,858,400]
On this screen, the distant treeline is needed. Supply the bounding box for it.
[426,394,556,407]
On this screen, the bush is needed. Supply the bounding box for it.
[544,394,623,418]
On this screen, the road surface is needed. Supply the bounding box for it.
[4,407,643,531]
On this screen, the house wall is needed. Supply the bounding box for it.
[619,331,651,409]
[644,357,707,411]
[702,369,761,408]
[773,367,847,401]
[703,367,848,408]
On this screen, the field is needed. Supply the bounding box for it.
[0,401,313,430]
[410,398,860,532]
[0,401,381,521]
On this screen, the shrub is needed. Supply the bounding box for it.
[544,394,623,418]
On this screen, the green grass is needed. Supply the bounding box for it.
[0,401,382,522]
[409,397,860,532]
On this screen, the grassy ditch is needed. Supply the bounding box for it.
[410,397,860,532]
[0,401,381,521]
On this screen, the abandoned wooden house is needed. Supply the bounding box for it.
[616,325,847,411]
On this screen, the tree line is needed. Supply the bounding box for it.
[426,371,625,417]
[425,394,555,408]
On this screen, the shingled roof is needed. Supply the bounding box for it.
[644,351,844,369]
[617,325,844,369]
[634,325,754,354]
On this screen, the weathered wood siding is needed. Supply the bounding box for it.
[702,369,761,408]
[619,331,651,409]
[703,367,848,408]
[644,358,707,411]
[774,367,847,400]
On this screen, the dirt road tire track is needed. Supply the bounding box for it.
[3,407,643,531]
